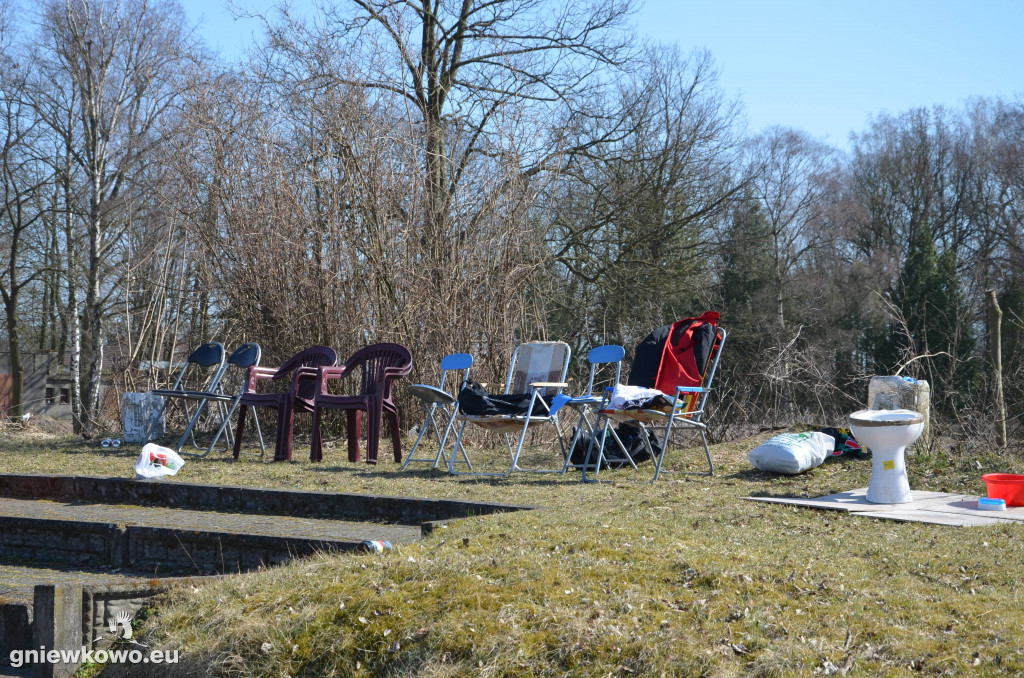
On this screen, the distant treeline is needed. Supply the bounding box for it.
[0,0,1021,447]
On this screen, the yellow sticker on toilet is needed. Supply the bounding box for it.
[883,460,895,470]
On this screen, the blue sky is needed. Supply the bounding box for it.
[179,0,1024,149]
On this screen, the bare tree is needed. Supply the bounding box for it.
[0,0,52,419]
[542,46,742,350]
[33,0,198,434]
[747,126,834,332]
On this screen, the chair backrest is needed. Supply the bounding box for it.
[438,352,473,392]
[275,346,338,400]
[341,343,413,398]
[668,327,726,415]
[506,341,571,396]
[582,344,625,397]
[169,342,226,392]
[188,342,226,367]
[628,312,721,393]
[220,343,261,395]
[228,343,262,370]
[694,327,726,413]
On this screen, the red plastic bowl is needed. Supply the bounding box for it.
[982,473,1024,507]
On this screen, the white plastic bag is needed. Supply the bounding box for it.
[746,432,835,475]
[135,443,185,479]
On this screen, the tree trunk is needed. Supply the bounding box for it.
[69,291,82,432]
[81,180,105,436]
[986,289,1006,449]
[3,298,23,420]
[83,230,104,436]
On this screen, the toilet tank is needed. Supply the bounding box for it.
[867,376,930,449]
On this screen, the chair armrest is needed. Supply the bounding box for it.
[675,386,710,394]
[243,366,281,393]
[383,365,412,379]
[289,365,325,396]
[311,364,355,392]
[530,381,568,388]
[380,366,412,399]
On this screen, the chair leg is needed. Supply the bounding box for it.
[310,406,323,462]
[273,405,290,462]
[366,404,382,464]
[388,409,402,462]
[233,404,248,459]
[284,406,297,462]
[402,403,433,469]
[203,399,235,456]
[701,430,715,476]
[347,410,361,462]
[251,407,266,456]
[448,419,471,474]
[646,425,665,482]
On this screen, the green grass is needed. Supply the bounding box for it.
[2,425,1024,677]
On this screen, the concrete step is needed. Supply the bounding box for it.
[0,473,529,525]
[1,564,168,667]
[0,497,420,576]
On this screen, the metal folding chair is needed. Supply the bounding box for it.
[450,341,571,477]
[401,352,474,471]
[147,342,226,452]
[180,343,266,457]
[600,326,726,481]
[557,345,635,475]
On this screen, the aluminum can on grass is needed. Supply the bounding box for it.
[361,540,392,553]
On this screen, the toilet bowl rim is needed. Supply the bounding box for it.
[849,408,924,427]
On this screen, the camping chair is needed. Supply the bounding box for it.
[558,344,635,474]
[180,343,266,458]
[309,343,413,464]
[450,341,572,478]
[147,342,226,450]
[600,314,726,481]
[233,346,338,461]
[401,352,474,471]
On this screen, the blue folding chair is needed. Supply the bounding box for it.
[401,353,474,471]
[559,344,634,474]
[598,326,727,481]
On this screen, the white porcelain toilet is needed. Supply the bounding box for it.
[849,409,924,504]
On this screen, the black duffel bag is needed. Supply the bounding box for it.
[457,380,553,416]
[568,423,659,470]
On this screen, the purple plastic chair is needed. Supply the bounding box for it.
[233,346,337,461]
[310,343,413,464]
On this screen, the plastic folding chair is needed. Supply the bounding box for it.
[450,341,571,477]
[600,320,726,481]
[233,346,338,461]
[147,342,226,451]
[309,343,413,464]
[558,345,635,474]
[401,352,474,471]
[180,343,266,457]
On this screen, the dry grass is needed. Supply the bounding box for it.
[2,424,1024,677]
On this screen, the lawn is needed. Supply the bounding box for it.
[2,425,1023,677]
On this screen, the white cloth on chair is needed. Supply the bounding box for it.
[608,384,664,410]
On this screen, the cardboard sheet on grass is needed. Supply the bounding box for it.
[745,488,1024,526]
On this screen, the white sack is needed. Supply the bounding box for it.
[746,432,835,475]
